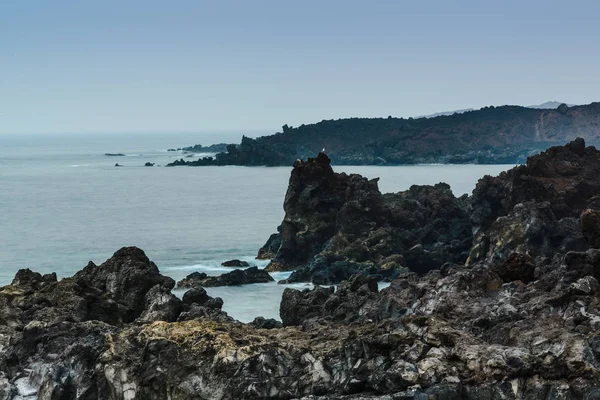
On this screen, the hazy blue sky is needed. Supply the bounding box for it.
[1,0,599,134]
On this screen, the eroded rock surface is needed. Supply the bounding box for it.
[263,152,472,284]
[4,246,600,398]
[468,138,600,266]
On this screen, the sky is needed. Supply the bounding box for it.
[1,0,600,135]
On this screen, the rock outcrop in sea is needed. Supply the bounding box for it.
[176,266,274,288]
[261,152,472,284]
[4,139,600,398]
[221,259,250,267]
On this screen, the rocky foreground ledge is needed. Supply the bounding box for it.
[3,139,600,399]
[3,244,600,399]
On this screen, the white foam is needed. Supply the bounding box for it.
[163,257,271,275]
[188,152,218,158]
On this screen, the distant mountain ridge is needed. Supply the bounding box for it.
[418,108,476,119]
[168,102,600,166]
[527,101,577,109]
[419,101,576,118]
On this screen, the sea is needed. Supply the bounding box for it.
[0,132,513,322]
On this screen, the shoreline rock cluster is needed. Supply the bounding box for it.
[3,139,600,398]
[176,266,274,288]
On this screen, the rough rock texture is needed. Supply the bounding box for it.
[249,316,283,329]
[274,248,600,398]
[177,267,274,288]
[221,259,250,267]
[178,287,231,323]
[280,274,380,326]
[6,234,600,399]
[581,208,600,248]
[0,247,193,398]
[263,152,472,283]
[256,231,282,260]
[74,246,176,319]
[176,271,208,289]
[468,138,600,266]
[5,247,600,398]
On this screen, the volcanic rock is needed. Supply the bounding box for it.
[2,242,600,397]
[177,267,274,288]
[468,138,600,265]
[176,271,208,289]
[74,246,175,318]
[262,152,472,283]
[581,208,600,248]
[249,316,283,329]
[221,259,250,267]
[256,231,282,259]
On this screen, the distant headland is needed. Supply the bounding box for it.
[167,102,600,167]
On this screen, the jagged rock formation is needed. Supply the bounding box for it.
[262,152,472,284]
[468,137,600,265]
[169,102,600,166]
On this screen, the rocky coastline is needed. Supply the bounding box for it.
[166,102,600,167]
[168,143,229,153]
[3,139,600,398]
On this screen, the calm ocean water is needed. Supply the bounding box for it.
[0,133,513,321]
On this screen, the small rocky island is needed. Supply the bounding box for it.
[3,139,600,398]
[168,143,229,153]
[176,267,273,288]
